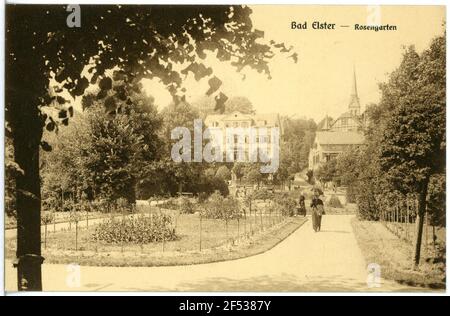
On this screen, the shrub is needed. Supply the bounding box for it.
[202,192,241,220]
[41,212,55,225]
[197,192,209,203]
[178,197,196,214]
[327,195,343,208]
[159,197,179,211]
[116,197,129,211]
[215,165,231,181]
[69,210,83,223]
[273,193,297,216]
[345,185,357,203]
[92,213,176,244]
[252,188,274,200]
[427,173,445,227]
[62,199,74,212]
[42,196,61,213]
[91,199,110,213]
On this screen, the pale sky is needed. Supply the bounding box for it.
[143,5,445,122]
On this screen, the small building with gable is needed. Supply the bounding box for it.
[308,69,366,171]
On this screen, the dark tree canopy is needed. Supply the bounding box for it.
[379,38,445,194]
[6,5,294,136]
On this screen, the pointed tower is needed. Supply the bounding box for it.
[323,114,331,131]
[348,67,361,116]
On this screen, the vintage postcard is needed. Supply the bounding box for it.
[3,3,446,296]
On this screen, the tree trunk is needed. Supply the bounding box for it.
[412,181,429,268]
[13,121,44,291]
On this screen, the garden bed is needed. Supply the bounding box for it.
[5,214,307,267]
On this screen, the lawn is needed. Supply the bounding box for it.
[5,212,307,267]
[351,217,445,290]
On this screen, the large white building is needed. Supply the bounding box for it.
[204,111,282,162]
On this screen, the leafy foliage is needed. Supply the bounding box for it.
[224,96,254,114]
[215,165,231,181]
[41,86,163,203]
[281,118,317,175]
[427,173,445,227]
[273,192,297,217]
[92,213,176,244]
[332,35,446,232]
[178,197,196,214]
[41,212,55,225]
[202,192,241,220]
[315,158,338,183]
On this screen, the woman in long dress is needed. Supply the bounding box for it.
[297,194,306,216]
[310,189,324,232]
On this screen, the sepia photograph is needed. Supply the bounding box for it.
[2,2,447,296]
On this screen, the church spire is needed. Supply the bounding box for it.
[324,114,330,130]
[351,66,358,96]
[348,66,361,116]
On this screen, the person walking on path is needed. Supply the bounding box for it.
[297,193,306,216]
[310,189,325,232]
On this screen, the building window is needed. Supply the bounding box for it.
[233,122,239,128]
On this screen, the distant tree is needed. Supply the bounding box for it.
[160,101,199,149]
[204,167,217,178]
[273,164,289,188]
[191,95,216,119]
[281,117,317,175]
[159,101,203,193]
[42,82,163,204]
[216,165,231,181]
[224,96,254,114]
[232,162,247,183]
[315,158,338,184]
[245,166,263,189]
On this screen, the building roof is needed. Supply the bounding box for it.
[315,131,365,145]
[337,111,355,119]
[222,111,254,121]
[252,113,280,127]
[317,116,334,130]
[204,111,280,127]
[204,114,226,124]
